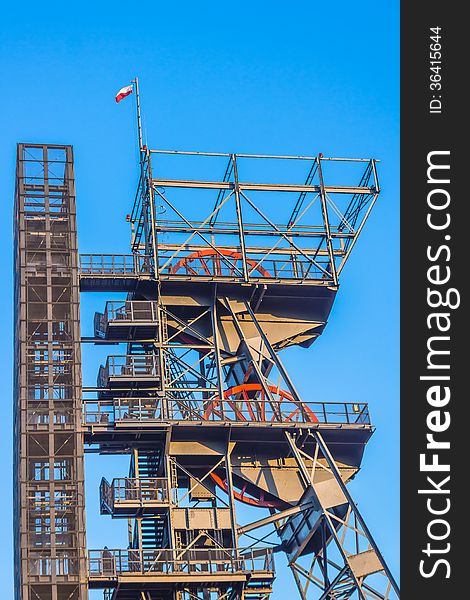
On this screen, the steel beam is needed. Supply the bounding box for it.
[152,179,375,195]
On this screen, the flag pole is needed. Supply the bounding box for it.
[132,76,144,153]
[130,76,157,272]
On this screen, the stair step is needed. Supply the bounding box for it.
[140,516,167,548]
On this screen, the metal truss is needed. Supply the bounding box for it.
[130,150,379,286]
[284,431,398,600]
[221,300,399,599]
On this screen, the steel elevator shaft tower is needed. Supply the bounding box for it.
[14,144,87,600]
[14,139,399,600]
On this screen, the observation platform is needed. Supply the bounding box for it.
[79,253,339,288]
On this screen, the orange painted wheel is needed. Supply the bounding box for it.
[205,383,317,508]
[204,383,318,424]
[170,249,271,278]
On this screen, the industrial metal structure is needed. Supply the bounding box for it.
[14,90,399,600]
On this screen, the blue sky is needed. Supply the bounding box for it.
[0,1,399,595]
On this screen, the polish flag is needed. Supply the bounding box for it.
[115,85,133,103]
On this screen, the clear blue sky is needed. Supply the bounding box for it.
[0,1,399,595]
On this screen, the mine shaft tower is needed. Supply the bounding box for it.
[14,87,399,600]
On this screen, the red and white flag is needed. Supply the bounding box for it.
[115,84,134,103]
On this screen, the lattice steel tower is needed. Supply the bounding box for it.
[14,89,399,600]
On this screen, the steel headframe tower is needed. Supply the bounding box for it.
[14,107,399,600]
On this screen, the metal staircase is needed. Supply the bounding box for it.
[140,517,168,549]
[136,450,168,549]
[137,449,163,478]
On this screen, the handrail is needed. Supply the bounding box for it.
[88,547,274,578]
[99,478,114,512]
[100,477,169,508]
[83,398,371,426]
[79,250,331,281]
[79,254,151,276]
[105,355,159,378]
[162,248,328,280]
[104,300,158,323]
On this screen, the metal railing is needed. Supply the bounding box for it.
[82,400,114,424]
[83,398,370,426]
[103,355,160,380]
[104,300,158,323]
[88,547,274,579]
[156,247,330,282]
[77,250,335,283]
[79,254,151,276]
[100,477,169,511]
[78,251,332,283]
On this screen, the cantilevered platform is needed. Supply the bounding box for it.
[95,300,160,341]
[88,547,275,589]
[82,280,334,350]
[100,477,170,517]
[83,398,373,461]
